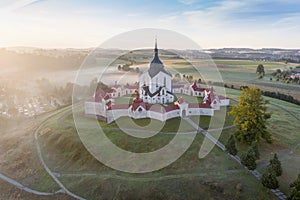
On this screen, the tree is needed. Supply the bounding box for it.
[96,81,109,91]
[270,153,282,176]
[261,166,279,189]
[250,142,260,160]
[256,64,265,76]
[276,69,282,74]
[241,147,257,170]
[135,67,140,73]
[174,73,181,81]
[228,87,272,144]
[287,174,300,200]
[118,65,122,71]
[225,135,238,156]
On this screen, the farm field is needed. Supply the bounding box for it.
[163,58,300,99]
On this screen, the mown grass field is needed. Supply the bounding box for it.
[216,87,300,194]
[38,109,276,199]
[164,58,300,99]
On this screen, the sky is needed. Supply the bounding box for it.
[0,0,300,49]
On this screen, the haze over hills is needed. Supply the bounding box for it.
[1,47,300,72]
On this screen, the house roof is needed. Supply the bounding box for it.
[188,103,212,109]
[132,98,146,111]
[110,104,130,110]
[165,105,180,112]
[105,88,116,93]
[104,94,110,100]
[142,85,173,97]
[191,81,206,92]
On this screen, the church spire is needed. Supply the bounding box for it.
[154,36,158,57]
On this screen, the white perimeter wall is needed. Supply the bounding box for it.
[220,99,230,106]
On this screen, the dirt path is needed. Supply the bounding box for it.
[34,106,85,200]
[0,173,57,196]
[53,169,243,181]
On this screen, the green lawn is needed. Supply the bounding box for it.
[38,112,275,199]
[215,87,300,194]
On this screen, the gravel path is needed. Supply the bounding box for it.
[34,106,85,200]
[0,173,58,196]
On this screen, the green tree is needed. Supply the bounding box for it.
[135,67,140,73]
[251,142,260,160]
[261,166,279,189]
[276,69,282,74]
[241,147,257,170]
[256,64,265,76]
[287,174,300,200]
[228,87,272,144]
[270,153,282,176]
[225,135,238,156]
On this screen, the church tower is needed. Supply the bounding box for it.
[139,39,174,104]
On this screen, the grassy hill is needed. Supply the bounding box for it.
[34,107,277,200]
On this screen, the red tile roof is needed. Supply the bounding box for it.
[104,94,110,100]
[165,105,179,112]
[111,104,130,110]
[191,81,206,92]
[147,105,164,113]
[188,103,212,109]
[105,88,116,93]
[132,98,146,111]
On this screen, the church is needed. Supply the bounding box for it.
[84,39,230,123]
[139,40,174,104]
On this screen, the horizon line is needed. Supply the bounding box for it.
[2,45,300,51]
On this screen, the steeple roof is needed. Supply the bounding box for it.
[148,39,172,78]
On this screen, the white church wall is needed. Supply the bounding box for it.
[173,88,182,94]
